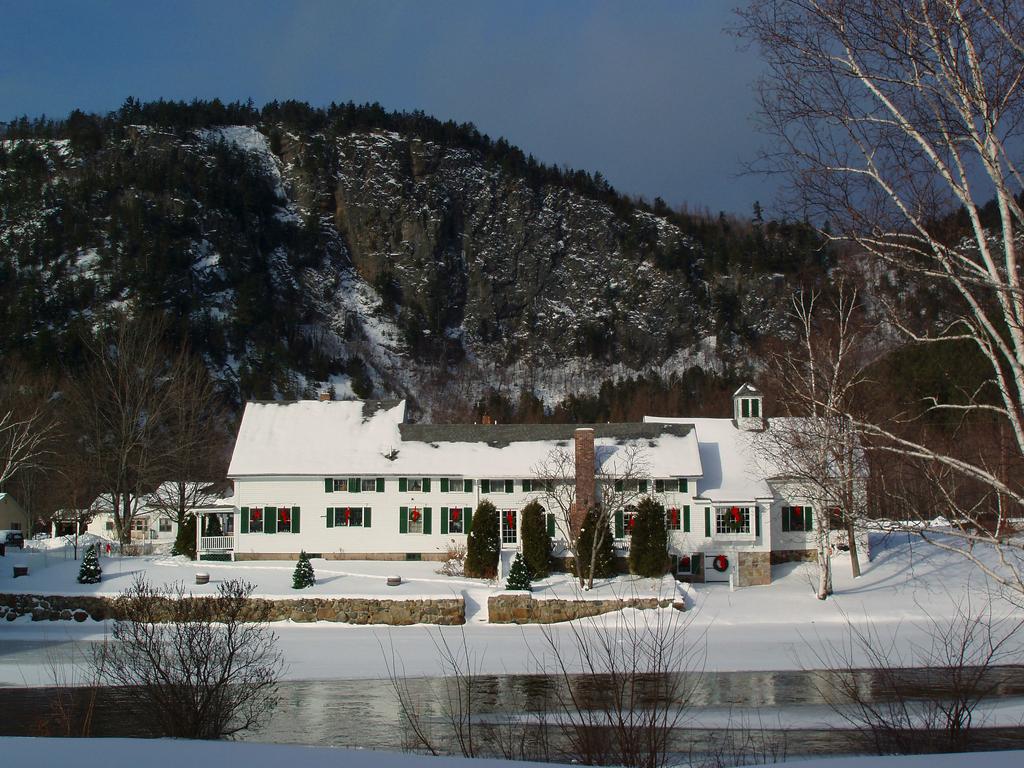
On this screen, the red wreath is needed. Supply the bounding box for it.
[627,515,636,530]
[713,554,729,572]
[670,508,679,526]
[279,507,290,526]
[505,512,515,528]
[451,509,460,522]
[730,506,741,523]
[679,554,691,571]
[793,506,803,520]
[251,509,262,522]
[345,507,352,525]
[410,507,421,523]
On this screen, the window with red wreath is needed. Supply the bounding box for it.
[715,506,751,534]
[249,507,264,533]
[667,507,682,531]
[277,507,291,531]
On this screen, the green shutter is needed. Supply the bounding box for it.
[655,480,665,493]
[806,507,813,531]
[481,479,490,494]
[266,507,276,534]
[440,478,449,493]
[326,507,334,528]
[376,478,385,493]
[505,479,514,494]
[350,477,361,494]
[423,478,431,492]
[755,506,761,537]
[704,507,711,538]
[464,507,473,532]
[423,507,432,534]
[546,512,556,538]
[363,508,372,527]
[693,553,703,576]
[752,399,760,417]
[615,479,623,492]
[464,479,473,493]
[683,505,690,533]
[240,507,250,534]
[441,507,449,535]
[291,507,300,533]
[399,478,408,493]
[639,480,648,493]
[682,479,688,493]
[782,507,790,532]
[522,479,532,492]
[325,478,333,493]
[615,510,624,539]
[400,506,408,533]
[742,399,750,417]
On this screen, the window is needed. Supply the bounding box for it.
[330,506,368,527]
[781,506,813,532]
[667,507,682,531]
[443,478,462,493]
[333,478,348,492]
[158,518,172,533]
[249,507,264,533]
[613,479,649,493]
[675,554,693,575]
[485,479,509,494]
[408,506,424,534]
[408,478,424,492]
[105,521,114,531]
[655,479,689,493]
[132,519,146,531]
[361,478,377,492]
[501,509,517,544]
[447,507,464,534]
[277,507,292,531]
[716,506,751,534]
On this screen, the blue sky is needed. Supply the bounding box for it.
[0,1,775,215]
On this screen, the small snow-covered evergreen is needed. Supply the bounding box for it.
[292,550,315,589]
[505,552,532,591]
[77,544,102,584]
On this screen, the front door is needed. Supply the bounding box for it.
[501,509,518,547]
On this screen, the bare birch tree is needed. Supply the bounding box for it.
[738,0,1024,593]
[533,441,649,589]
[0,362,57,497]
[759,282,875,598]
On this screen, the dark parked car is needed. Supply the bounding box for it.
[0,530,25,549]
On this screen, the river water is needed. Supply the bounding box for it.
[3,664,1024,760]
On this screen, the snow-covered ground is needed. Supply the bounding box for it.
[2,532,1024,687]
[0,738,1019,768]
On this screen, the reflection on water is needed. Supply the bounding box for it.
[2,667,1024,759]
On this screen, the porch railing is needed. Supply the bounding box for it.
[199,535,234,551]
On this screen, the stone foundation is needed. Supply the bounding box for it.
[0,593,464,625]
[488,593,674,624]
[735,551,771,586]
[770,549,816,565]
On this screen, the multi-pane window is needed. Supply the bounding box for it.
[655,479,689,493]
[501,509,517,544]
[105,521,114,531]
[716,506,751,534]
[408,478,424,492]
[667,507,682,531]
[447,507,464,534]
[408,507,424,534]
[361,478,377,492]
[158,518,172,533]
[277,507,292,530]
[781,506,813,532]
[330,506,368,527]
[332,478,348,492]
[249,507,264,533]
[132,519,147,532]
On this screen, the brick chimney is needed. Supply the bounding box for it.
[572,428,596,533]
[319,389,333,402]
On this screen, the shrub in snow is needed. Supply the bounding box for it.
[77,544,102,584]
[505,552,532,591]
[628,497,670,577]
[292,551,315,589]
[575,508,616,580]
[205,513,224,537]
[520,500,552,579]
[465,499,499,579]
[437,539,467,576]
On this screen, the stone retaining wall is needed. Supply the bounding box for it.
[488,593,675,624]
[0,593,464,625]
[735,551,771,587]
[770,549,816,565]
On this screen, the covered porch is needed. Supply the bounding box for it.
[195,504,236,560]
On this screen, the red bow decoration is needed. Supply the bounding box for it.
[794,506,803,519]
[252,509,261,521]
[345,507,352,524]
[680,555,691,570]
[731,506,741,523]
[506,512,514,528]
[670,508,679,525]
[410,507,421,523]
[628,515,636,530]
[279,507,290,525]
[451,509,460,522]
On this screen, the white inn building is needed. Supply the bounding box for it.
[213,386,868,585]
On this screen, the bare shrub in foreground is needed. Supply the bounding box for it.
[94,576,282,739]
[811,591,1024,754]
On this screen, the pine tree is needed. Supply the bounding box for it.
[628,497,670,577]
[173,514,197,559]
[520,500,552,579]
[465,499,500,578]
[505,552,532,591]
[77,544,102,584]
[205,513,224,537]
[575,508,616,580]
[292,551,315,589]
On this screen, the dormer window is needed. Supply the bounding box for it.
[733,383,764,430]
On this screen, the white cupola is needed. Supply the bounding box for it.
[733,383,764,431]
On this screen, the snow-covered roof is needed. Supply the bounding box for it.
[733,383,761,397]
[228,400,703,478]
